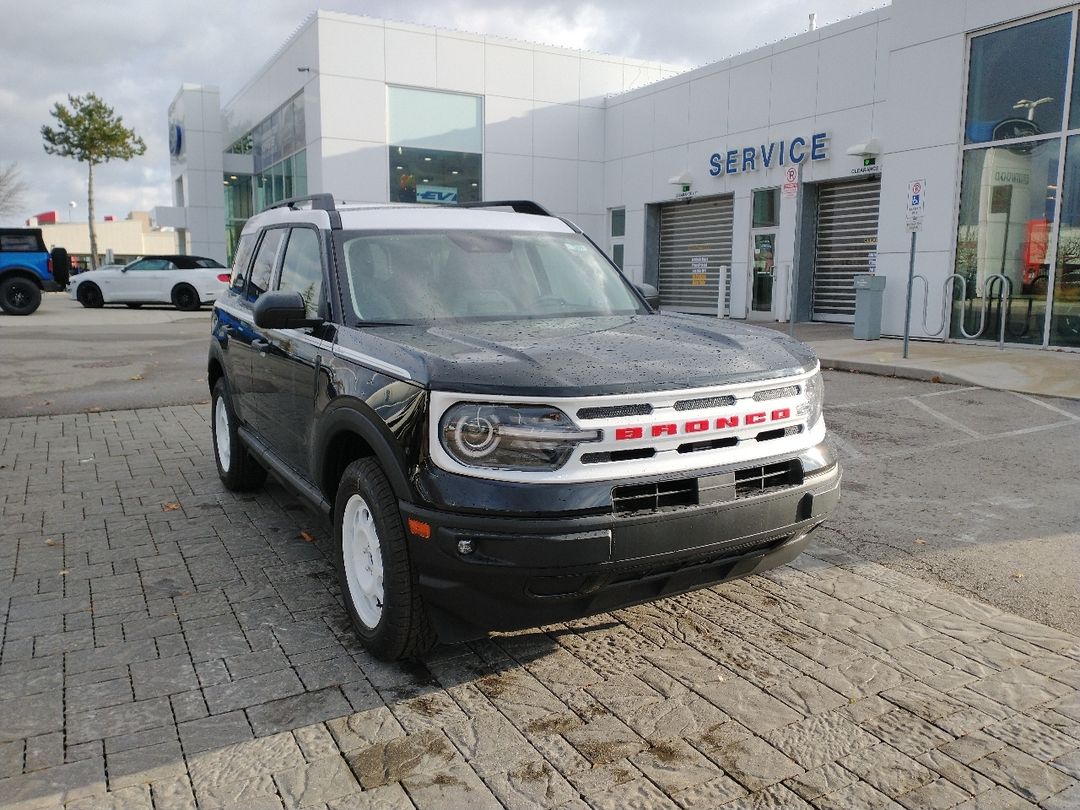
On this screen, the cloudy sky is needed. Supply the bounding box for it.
[0,0,882,225]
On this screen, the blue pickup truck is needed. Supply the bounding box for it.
[0,228,68,315]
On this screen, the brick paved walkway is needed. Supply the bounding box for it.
[0,406,1077,809]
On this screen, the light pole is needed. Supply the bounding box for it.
[1013,97,1053,121]
[68,200,76,222]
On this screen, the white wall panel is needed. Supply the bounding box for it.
[318,19,384,80]
[728,59,772,134]
[483,152,533,199]
[580,58,624,104]
[484,95,534,155]
[687,71,730,144]
[882,35,965,152]
[385,28,436,88]
[817,24,880,114]
[576,161,604,216]
[622,95,654,157]
[534,52,581,103]
[769,45,819,125]
[578,106,606,163]
[533,103,579,159]
[485,45,532,98]
[533,157,579,213]
[436,35,485,93]
[318,138,387,202]
[652,81,691,151]
[318,76,386,142]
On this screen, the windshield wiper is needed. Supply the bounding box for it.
[355,320,412,327]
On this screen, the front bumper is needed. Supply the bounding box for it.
[401,457,841,642]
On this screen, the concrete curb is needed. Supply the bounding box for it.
[817,357,970,387]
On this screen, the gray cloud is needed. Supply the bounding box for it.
[1,0,881,225]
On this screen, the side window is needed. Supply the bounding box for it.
[131,258,171,271]
[277,228,323,319]
[246,229,285,301]
[229,234,256,293]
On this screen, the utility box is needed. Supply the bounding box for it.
[853,273,886,340]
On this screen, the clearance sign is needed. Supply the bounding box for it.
[709,132,829,177]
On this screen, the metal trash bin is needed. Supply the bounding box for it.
[853,273,886,340]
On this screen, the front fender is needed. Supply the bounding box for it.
[315,399,423,503]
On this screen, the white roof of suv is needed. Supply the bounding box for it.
[242,199,575,235]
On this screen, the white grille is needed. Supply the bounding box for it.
[428,368,824,483]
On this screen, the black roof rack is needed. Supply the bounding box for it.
[261,193,337,212]
[457,200,553,217]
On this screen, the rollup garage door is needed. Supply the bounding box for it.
[657,195,734,315]
[812,178,881,322]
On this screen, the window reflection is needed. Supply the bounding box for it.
[1051,136,1080,347]
[952,140,1059,345]
[965,14,1070,144]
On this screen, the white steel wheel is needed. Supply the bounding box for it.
[342,493,385,629]
[214,396,231,473]
[210,378,267,492]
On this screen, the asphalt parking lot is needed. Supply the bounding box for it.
[0,293,210,418]
[0,309,1078,808]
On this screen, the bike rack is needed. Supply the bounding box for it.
[911,272,1011,349]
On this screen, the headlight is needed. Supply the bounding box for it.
[797,371,824,427]
[440,403,601,471]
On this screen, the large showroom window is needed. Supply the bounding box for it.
[388,87,482,204]
[223,94,308,262]
[955,11,1080,347]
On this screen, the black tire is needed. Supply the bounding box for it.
[334,458,435,660]
[210,378,267,491]
[125,303,143,309]
[76,282,104,308]
[172,284,200,311]
[50,248,70,287]
[0,276,42,315]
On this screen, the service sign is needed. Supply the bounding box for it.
[709,132,829,177]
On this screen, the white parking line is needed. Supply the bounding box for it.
[1008,390,1080,421]
[905,396,983,438]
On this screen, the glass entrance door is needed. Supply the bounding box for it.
[749,232,777,319]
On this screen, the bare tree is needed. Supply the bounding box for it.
[0,162,28,218]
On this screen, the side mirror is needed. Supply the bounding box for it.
[634,283,661,310]
[253,290,322,329]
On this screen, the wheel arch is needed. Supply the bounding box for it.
[0,267,44,289]
[317,403,415,508]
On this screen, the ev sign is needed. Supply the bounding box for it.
[906,179,926,232]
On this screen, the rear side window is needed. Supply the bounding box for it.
[129,258,174,271]
[230,235,256,293]
[0,234,45,252]
[246,229,285,301]
[277,228,323,319]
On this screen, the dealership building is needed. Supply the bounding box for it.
[157,0,1080,349]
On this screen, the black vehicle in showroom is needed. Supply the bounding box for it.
[208,195,840,660]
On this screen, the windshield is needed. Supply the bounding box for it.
[336,229,646,323]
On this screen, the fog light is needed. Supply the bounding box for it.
[457,539,475,555]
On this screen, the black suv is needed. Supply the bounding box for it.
[0,228,68,315]
[209,195,840,660]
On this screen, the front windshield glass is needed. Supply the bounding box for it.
[336,229,645,323]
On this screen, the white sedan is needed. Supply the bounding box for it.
[69,255,230,310]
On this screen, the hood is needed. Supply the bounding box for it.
[336,313,817,397]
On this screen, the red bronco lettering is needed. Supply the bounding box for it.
[614,408,792,441]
